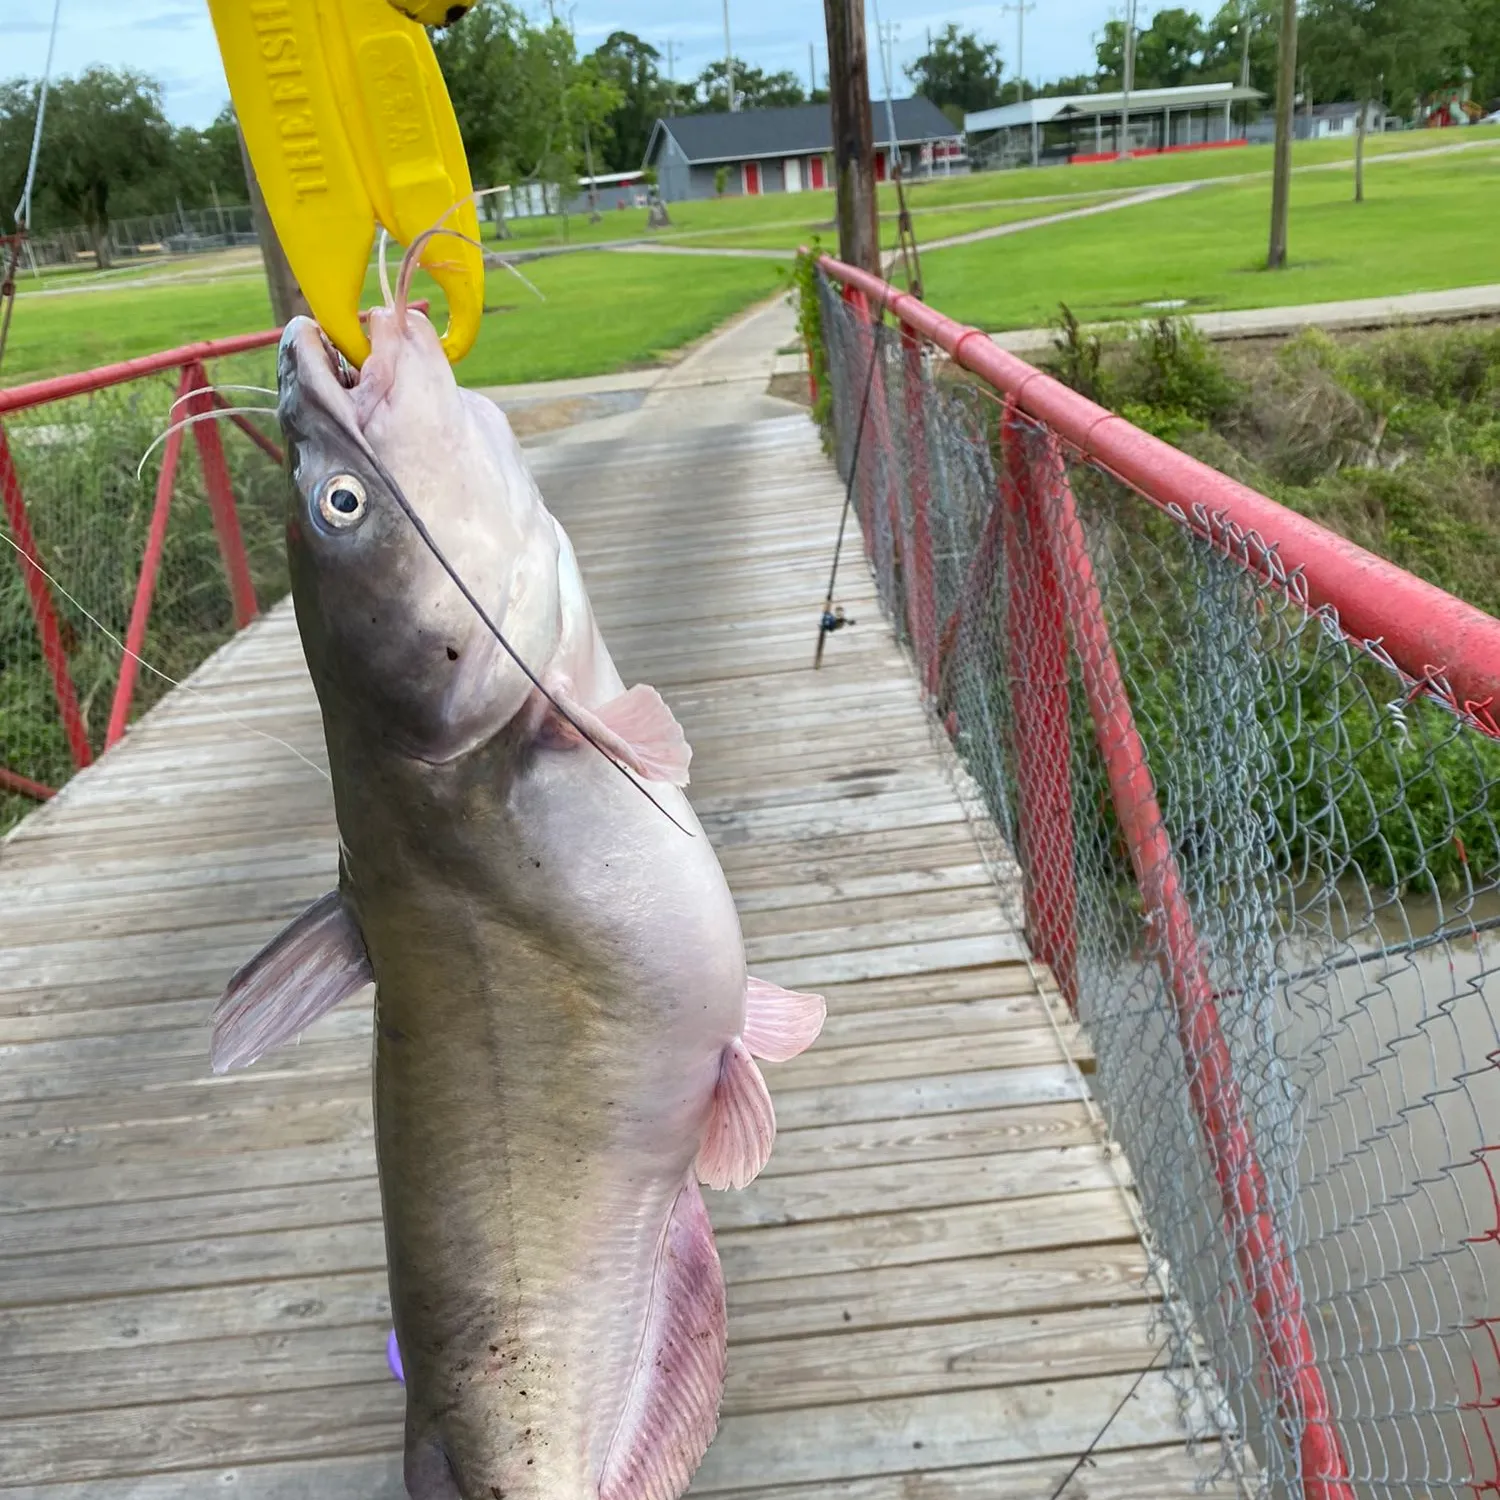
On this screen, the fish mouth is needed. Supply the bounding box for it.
[277,316,396,445]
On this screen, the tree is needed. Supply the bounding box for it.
[592,31,669,172]
[905,24,1004,114]
[432,1,542,188]
[28,68,172,267]
[1199,0,1281,92]
[1268,0,1298,266]
[1465,0,1500,107]
[1096,9,1207,87]
[1134,8,1209,85]
[0,80,39,230]
[1299,0,1466,200]
[1300,0,1466,116]
[432,3,620,204]
[692,58,805,111]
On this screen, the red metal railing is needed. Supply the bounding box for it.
[0,329,286,799]
[811,251,1500,1497]
[0,304,427,805]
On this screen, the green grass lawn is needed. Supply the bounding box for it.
[920,149,1500,331]
[483,124,1500,251]
[1,250,783,387]
[4,126,1495,387]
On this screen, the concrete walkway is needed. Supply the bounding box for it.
[478,291,804,445]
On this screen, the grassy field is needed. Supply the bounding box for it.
[2,250,783,387]
[3,126,1496,386]
[921,148,1500,330]
[487,124,1500,251]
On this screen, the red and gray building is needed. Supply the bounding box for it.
[644,98,965,201]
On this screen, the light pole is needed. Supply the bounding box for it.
[1001,1,1036,102]
[723,0,737,111]
[1120,0,1138,157]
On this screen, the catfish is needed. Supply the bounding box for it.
[210,303,824,1500]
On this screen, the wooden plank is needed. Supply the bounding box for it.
[714,1188,1141,1284]
[690,1446,1215,1500]
[689,1372,1210,1492]
[724,1303,1162,1413]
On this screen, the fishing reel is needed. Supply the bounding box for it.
[813,606,855,669]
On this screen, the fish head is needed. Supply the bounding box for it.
[277,306,559,762]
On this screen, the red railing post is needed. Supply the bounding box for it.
[1001,405,1078,1009]
[844,286,905,614]
[0,422,93,770]
[104,364,194,749]
[1043,442,1353,1499]
[185,362,259,629]
[900,324,939,696]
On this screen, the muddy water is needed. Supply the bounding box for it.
[1096,889,1500,1497]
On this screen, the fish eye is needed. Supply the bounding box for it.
[317,474,368,530]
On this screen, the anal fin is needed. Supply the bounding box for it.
[695,1039,775,1191]
[599,1180,726,1500]
[211,891,372,1073]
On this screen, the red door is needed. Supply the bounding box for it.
[743,161,761,195]
[874,150,887,183]
[809,154,826,190]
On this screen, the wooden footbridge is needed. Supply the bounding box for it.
[0,316,1214,1496]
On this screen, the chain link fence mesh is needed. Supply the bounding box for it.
[1,351,289,832]
[817,266,1500,1499]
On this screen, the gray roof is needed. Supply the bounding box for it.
[966,82,1264,133]
[646,98,959,167]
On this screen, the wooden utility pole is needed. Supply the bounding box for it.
[823,0,878,274]
[1266,0,1298,268]
[236,121,309,326]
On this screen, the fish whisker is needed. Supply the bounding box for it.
[377,227,394,311]
[491,257,546,304]
[359,446,695,838]
[136,406,280,481]
[168,384,276,416]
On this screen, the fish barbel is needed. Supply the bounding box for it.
[209,303,824,1500]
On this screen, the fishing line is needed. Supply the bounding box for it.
[357,444,695,838]
[1046,1338,1170,1500]
[0,531,331,783]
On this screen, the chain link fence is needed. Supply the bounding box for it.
[814,260,1500,1499]
[0,340,290,832]
[15,204,259,274]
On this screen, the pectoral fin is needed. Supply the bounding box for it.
[540,682,692,786]
[599,1179,726,1500]
[211,891,372,1074]
[743,975,826,1062]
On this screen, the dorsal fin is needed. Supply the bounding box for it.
[599,1180,726,1500]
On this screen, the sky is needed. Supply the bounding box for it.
[0,0,1132,129]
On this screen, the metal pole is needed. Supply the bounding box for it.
[1121,0,1137,156]
[809,41,816,96]
[723,0,736,111]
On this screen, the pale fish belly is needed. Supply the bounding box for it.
[376,942,728,1500]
